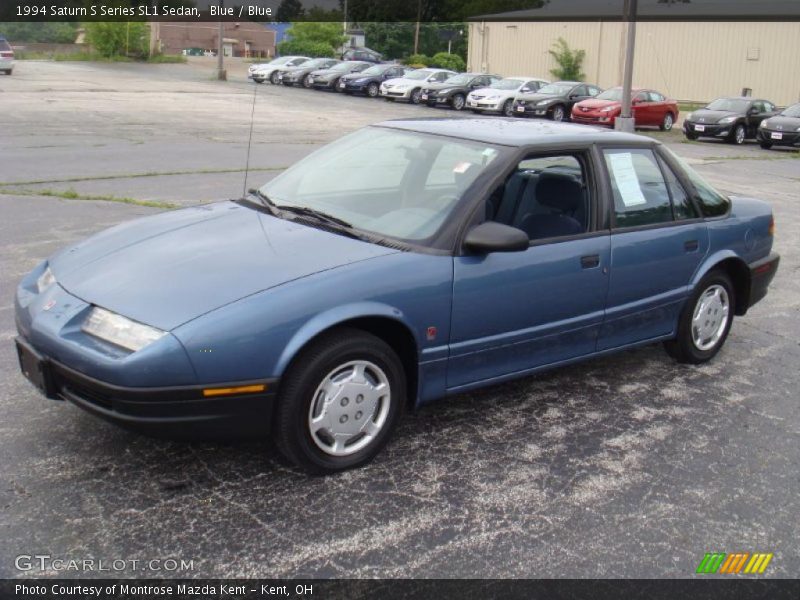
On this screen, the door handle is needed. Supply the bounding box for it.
[580,254,600,269]
[684,240,699,252]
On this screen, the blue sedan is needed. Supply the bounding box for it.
[15,119,779,473]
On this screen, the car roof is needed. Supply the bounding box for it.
[508,76,548,81]
[375,117,647,147]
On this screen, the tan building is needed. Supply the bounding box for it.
[467,20,800,106]
[151,22,275,58]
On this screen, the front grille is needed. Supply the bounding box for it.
[61,381,113,409]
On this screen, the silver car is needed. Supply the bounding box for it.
[379,68,456,104]
[250,56,309,84]
[0,37,14,75]
[467,77,550,116]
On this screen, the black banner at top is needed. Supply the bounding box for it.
[2,0,800,23]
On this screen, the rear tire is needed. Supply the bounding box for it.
[664,270,735,364]
[273,328,405,474]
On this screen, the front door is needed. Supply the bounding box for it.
[448,152,610,390]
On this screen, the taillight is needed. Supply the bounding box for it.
[768,215,775,236]
[0,51,13,58]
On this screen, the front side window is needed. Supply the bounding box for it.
[603,149,672,228]
[261,128,503,242]
[487,154,590,242]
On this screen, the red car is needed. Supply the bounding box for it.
[571,87,679,130]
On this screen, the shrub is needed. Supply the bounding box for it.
[548,37,586,81]
[277,39,335,58]
[429,52,466,72]
[402,54,431,67]
[84,22,149,59]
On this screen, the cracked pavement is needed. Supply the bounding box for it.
[0,60,798,579]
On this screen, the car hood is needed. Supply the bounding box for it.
[310,68,342,77]
[468,87,507,98]
[574,98,620,110]
[762,115,800,129]
[689,109,740,123]
[516,92,562,103]
[341,71,374,81]
[423,82,465,91]
[50,202,397,331]
[383,77,423,87]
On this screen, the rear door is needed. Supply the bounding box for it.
[597,147,708,350]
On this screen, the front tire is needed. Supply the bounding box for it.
[410,88,422,105]
[269,71,281,84]
[660,112,674,131]
[664,270,735,364]
[273,328,405,474]
[551,104,566,122]
[367,82,379,97]
[759,140,773,149]
[451,93,466,111]
[302,74,313,88]
[502,98,514,117]
[685,131,698,140]
[730,123,746,145]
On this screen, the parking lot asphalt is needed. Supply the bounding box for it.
[0,60,798,579]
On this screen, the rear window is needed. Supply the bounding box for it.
[0,39,12,52]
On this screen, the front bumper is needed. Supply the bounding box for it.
[683,121,733,138]
[757,128,800,147]
[311,78,337,89]
[571,113,615,126]
[16,335,276,440]
[747,252,780,310]
[380,88,411,100]
[513,103,548,117]
[466,99,501,111]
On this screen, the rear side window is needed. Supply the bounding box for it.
[656,156,697,220]
[603,149,672,228]
[662,147,731,217]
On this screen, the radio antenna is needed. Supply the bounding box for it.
[242,77,259,198]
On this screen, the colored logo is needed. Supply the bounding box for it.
[696,552,773,574]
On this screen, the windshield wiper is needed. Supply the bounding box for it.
[273,204,354,229]
[247,188,278,215]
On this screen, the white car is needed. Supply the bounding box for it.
[466,76,550,116]
[379,68,456,104]
[250,56,309,84]
[0,37,14,75]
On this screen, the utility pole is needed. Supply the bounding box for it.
[615,0,637,132]
[148,0,159,57]
[413,0,421,54]
[216,0,226,80]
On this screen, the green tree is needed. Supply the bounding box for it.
[277,39,336,58]
[548,37,586,81]
[0,22,78,43]
[280,22,347,54]
[84,22,149,58]
[429,52,465,72]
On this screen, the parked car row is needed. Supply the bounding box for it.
[248,57,799,149]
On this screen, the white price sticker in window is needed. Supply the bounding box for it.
[608,153,647,207]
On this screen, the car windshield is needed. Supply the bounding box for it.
[405,69,435,80]
[361,65,388,76]
[490,79,524,90]
[443,74,472,85]
[597,88,623,101]
[270,56,294,65]
[706,98,750,112]
[304,58,333,68]
[780,103,800,118]
[537,83,575,95]
[260,127,503,242]
[331,62,360,72]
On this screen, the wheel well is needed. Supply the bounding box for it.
[293,317,419,410]
[713,258,751,316]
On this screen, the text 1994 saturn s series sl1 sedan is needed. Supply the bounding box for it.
[15,119,779,474]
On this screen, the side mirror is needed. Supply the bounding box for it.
[519,87,531,93]
[464,222,529,254]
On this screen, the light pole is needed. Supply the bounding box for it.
[615,0,637,133]
[216,0,226,80]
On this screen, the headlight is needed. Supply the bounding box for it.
[536,100,550,106]
[601,106,616,113]
[796,126,800,132]
[437,88,451,95]
[719,116,736,124]
[82,307,167,352]
[37,266,56,293]
[759,120,767,128]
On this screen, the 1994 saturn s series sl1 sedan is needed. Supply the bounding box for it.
[15,119,779,474]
